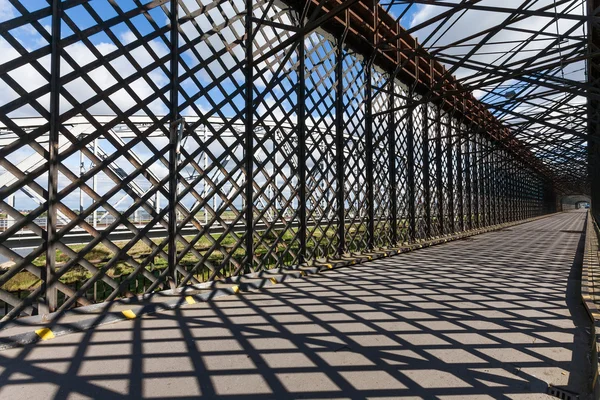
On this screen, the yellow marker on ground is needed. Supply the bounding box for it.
[325,264,333,269]
[35,328,55,341]
[185,296,196,304]
[122,309,136,319]
[367,256,372,260]
[300,271,306,276]
[270,278,277,284]
[232,285,240,294]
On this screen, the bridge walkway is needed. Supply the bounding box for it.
[0,210,592,399]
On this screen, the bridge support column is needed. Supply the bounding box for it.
[335,36,345,257]
[407,91,416,241]
[435,106,444,235]
[42,0,62,315]
[167,0,180,289]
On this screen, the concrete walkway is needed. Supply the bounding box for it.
[0,211,592,399]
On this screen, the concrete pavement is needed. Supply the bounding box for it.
[0,210,592,399]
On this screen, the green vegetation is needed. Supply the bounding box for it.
[1,218,424,313]
[1,224,367,294]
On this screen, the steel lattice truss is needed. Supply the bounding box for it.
[0,0,586,322]
[383,0,592,192]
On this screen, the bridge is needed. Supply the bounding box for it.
[0,0,599,398]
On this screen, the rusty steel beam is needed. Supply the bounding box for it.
[284,0,557,184]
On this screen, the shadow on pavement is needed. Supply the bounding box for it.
[0,211,592,399]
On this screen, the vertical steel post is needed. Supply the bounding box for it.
[366,65,374,249]
[499,151,505,223]
[509,159,513,221]
[504,156,508,220]
[298,33,307,263]
[483,135,489,226]
[487,142,493,225]
[422,103,431,238]
[492,145,499,224]
[435,106,444,235]
[464,126,471,231]
[503,152,509,223]
[204,128,209,224]
[456,120,464,231]
[335,38,345,257]
[480,134,487,227]
[519,166,524,219]
[388,77,397,245]
[44,0,62,314]
[514,162,518,220]
[167,0,179,288]
[516,167,521,220]
[406,91,416,241]
[79,150,84,216]
[244,0,254,272]
[446,115,455,233]
[472,129,479,228]
[92,138,98,229]
[496,149,502,223]
[510,160,516,221]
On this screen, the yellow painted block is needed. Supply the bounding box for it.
[185,296,196,305]
[122,309,136,319]
[270,278,277,284]
[367,256,372,260]
[35,328,55,341]
[300,271,306,276]
[325,264,333,269]
[232,285,240,294]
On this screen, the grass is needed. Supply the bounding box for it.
[1,224,357,293]
[3,214,444,296]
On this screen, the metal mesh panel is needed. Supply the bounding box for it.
[440,112,452,235]
[0,0,553,321]
[341,53,367,254]
[0,3,54,317]
[413,100,426,240]
[372,70,392,248]
[176,0,248,282]
[251,3,300,271]
[428,104,440,237]
[395,84,409,243]
[305,31,338,261]
[462,123,472,230]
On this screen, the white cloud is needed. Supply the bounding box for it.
[0,0,16,23]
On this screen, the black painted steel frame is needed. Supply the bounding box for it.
[0,0,556,322]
